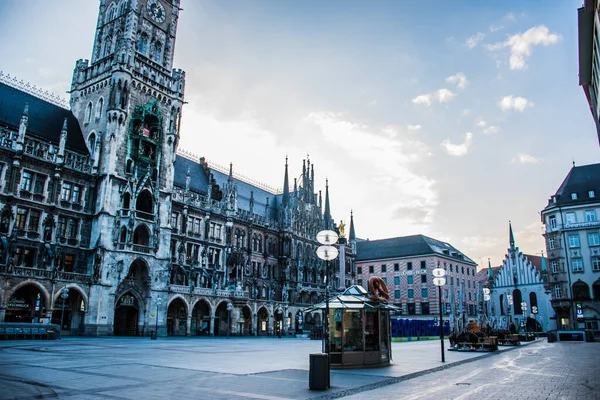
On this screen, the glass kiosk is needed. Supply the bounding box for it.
[310,285,397,368]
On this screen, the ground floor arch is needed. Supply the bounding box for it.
[167,297,189,336]
[4,283,48,323]
[114,292,141,336]
[51,286,87,334]
[215,301,231,336]
[257,306,269,336]
[191,299,211,336]
[241,305,252,336]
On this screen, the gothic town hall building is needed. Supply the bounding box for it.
[0,0,356,336]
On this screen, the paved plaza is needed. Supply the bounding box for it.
[0,336,598,399]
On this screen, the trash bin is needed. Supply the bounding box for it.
[547,331,556,343]
[309,353,329,390]
[150,330,157,340]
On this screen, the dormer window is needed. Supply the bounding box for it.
[571,192,578,200]
[590,190,596,198]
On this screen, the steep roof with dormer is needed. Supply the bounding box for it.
[543,163,600,210]
[356,234,476,265]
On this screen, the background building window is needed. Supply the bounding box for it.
[572,259,584,273]
[421,288,428,298]
[554,284,562,299]
[407,276,413,285]
[592,258,600,272]
[568,234,580,248]
[394,289,400,299]
[369,265,374,273]
[565,212,576,225]
[408,289,414,299]
[420,261,426,269]
[421,274,427,283]
[421,302,430,315]
[551,261,559,273]
[407,262,412,270]
[394,276,400,285]
[381,264,386,273]
[357,267,362,274]
[15,207,28,229]
[394,263,399,271]
[585,210,597,222]
[588,233,600,246]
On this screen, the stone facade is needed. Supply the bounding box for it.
[0,0,355,337]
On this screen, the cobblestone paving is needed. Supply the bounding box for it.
[0,337,597,399]
[340,341,600,400]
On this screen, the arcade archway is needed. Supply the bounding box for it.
[51,287,86,334]
[114,292,140,336]
[215,302,230,336]
[257,307,269,336]
[5,284,47,323]
[167,297,188,336]
[191,299,211,336]
[241,305,252,336]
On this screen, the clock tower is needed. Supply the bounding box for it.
[69,0,185,336]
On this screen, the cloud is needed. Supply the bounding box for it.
[412,95,431,106]
[485,25,561,70]
[475,118,487,127]
[511,153,540,164]
[466,32,485,49]
[306,112,438,225]
[498,95,533,112]
[408,124,422,131]
[446,73,468,89]
[441,132,473,156]
[412,89,456,106]
[483,125,500,134]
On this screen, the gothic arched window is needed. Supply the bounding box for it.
[138,33,149,55]
[85,102,93,123]
[150,40,162,63]
[103,36,112,57]
[88,132,96,156]
[95,98,103,120]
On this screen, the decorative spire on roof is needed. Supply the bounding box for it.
[185,166,191,191]
[509,220,515,251]
[324,179,331,229]
[349,209,356,241]
[57,118,68,163]
[282,156,290,207]
[540,250,547,273]
[249,190,254,216]
[487,258,493,279]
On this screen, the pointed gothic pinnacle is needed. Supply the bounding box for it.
[23,103,29,116]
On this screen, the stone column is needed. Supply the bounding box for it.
[209,315,215,336]
[268,315,274,336]
[0,306,6,322]
[252,313,257,336]
[186,315,192,336]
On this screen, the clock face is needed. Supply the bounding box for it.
[147,0,166,23]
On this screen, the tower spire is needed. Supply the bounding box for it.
[349,209,356,241]
[487,258,493,279]
[509,220,515,251]
[282,156,290,207]
[324,179,331,229]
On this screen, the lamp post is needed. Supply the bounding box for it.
[432,267,446,363]
[316,230,339,355]
[483,288,491,331]
[277,307,283,338]
[60,287,69,331]
[155,297,162,338]
[226,302,233,339]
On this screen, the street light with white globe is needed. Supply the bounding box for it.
[432,267,446,363]
[315,229,339,355]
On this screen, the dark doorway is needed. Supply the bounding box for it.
[114,293,139,336]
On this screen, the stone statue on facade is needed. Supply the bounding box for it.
[282,283,289,302]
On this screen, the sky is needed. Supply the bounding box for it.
[1,0,599,270]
